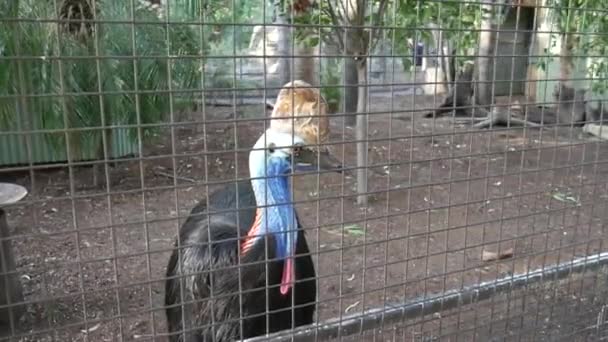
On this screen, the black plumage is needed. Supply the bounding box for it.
[165,180,316,341]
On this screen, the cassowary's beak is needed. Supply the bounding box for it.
[294,147,344,173]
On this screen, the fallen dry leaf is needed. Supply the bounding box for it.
[80,323,100,334]
[344,301,360,314]
[482,247,514,262]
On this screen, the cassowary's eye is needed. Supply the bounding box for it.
[268,143,276,154]
[293,146,302,157]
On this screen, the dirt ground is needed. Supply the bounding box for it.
[2,93,608,341]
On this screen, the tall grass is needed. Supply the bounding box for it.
[0,0,204,162]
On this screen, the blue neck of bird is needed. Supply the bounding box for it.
[249,174,297,260]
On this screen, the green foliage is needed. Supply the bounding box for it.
[292,3,334,49]
[320,58,343,113]
[0,0,203,159]
[545,0,607,93]
[173,0,262,48]
[394,0,482,71]
[293,0,390,51]
[171,0,263,88]
[299,0,606,97]
[292,0,483,73]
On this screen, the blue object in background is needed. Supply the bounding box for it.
[414,43,424,66]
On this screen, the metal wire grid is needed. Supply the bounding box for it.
[1,0,608,341]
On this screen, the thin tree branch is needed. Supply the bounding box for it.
[154,170,197,183]
[369,0,389,52]
[337,0,349,21]
[324,1,345,50]
[356,0,365,24]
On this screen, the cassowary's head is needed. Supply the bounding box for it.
[249,129,342,178]
[250,80,341,177]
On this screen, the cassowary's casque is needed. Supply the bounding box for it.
[165,81,340,341]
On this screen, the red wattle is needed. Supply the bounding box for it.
[280,257,294,295]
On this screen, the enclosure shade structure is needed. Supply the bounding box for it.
[164,81,341,341]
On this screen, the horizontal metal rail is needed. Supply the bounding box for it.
[244,252,608,342]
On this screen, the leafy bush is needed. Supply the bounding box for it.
[0,0,203,161]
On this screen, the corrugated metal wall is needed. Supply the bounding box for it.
[0,122,138,166]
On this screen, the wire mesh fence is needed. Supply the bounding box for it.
[1,0,608,341]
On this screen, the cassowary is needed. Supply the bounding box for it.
[165,82,340,341]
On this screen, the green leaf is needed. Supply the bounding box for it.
[344,224,365,236]
[551,191,581,206]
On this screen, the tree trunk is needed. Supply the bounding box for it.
[335,0,368,203]
[343,57,358,126]
[355,59,368,206]
[559,32,575,85]
[276,13,291,87]
[424,23,448,95]
[424,61,475,118]
[554,27,584,124]
[437,29,452,87]
[293,44,317,86]
[340,0,363,127]
[474,0,495,110]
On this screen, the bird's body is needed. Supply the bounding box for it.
[165,131,321,342]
